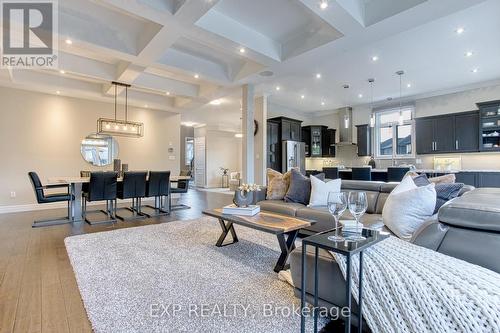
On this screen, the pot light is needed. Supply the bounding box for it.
[316,73,322,79]
[235,133,243,138]
[194,74,199,79]
[358,94,363,98]
[407,83,412,88]
[321,101,325,106]
[239,47,246,53]
[166,91,170,95]
[472,68,478,73]
[371,56,379,62]
[56,90,60,94]
[301,95,305,99]
[275,86,281,91]
[456,27,465,35]
[210,99,221,105]
[59,70,65,74]
[65,39,72,45]
[320,1,328,10]
[465,51,474,57]
[144,104,148,108]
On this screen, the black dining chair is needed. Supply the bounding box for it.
[170,175,191,211]
[323,167,339,180]
[387,167,411,182]
[351,167,372,181]
[142,171,171,217]
[82,172,118,225]
[28,172,74,228]
[116,171,148,221]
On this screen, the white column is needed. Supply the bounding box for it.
[254,95,268,185]
[242,84,255,184]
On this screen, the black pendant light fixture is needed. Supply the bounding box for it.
[97,81,144,137]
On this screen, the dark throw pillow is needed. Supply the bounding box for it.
[412,174,464,214]
[434,183,464,214]
[284,169,324,205]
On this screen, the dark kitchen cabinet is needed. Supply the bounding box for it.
[267,117,303,171]
[302,125,328,157]
[477,100,500,152]
[478,172,500,188]
[416,118,434,154]
[455,112,479,152]
[356,124,371,156]
[416,111,479,154]
[455,172,478,187]
[322,129,336,157]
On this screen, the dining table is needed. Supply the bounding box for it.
[45,175,191,222]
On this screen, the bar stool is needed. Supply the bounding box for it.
[387,167,410,182]
[323,167,339,179]
[351,167,372,181]
[28,172,74,228]
[82,172,118,225]
[116,171,148,221]
[143,171,171,217]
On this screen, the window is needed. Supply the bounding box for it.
[375,106,415,158]
[185,137,194,166]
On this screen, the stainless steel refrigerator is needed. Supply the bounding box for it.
[282,141,306,174]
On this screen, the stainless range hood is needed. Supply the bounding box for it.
[335,107,356,146]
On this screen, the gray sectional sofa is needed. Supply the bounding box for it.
[254,179,500,323]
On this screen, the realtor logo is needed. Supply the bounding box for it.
[1,0,58,68]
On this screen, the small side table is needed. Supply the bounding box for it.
[300,229,389,333]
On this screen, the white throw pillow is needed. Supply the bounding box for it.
[308,176,341,207]
[382,177,436,241]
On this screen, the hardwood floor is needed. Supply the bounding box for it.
[0,190,232,333]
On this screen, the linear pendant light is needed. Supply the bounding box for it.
[97,81,144,137]
[396,70,405,126]
[369,78,375,128]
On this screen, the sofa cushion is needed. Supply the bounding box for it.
[284,169,324,205]
[438,190,500,232]
[375,193,389,214]
[258,200,305,217]
[340,180,383,192]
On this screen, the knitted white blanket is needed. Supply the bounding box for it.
[332,237,500,333]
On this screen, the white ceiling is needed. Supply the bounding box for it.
[0,0,498,127]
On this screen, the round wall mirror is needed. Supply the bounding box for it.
[80,133,119,167]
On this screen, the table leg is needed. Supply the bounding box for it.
[346,254,352,333]
[358,251,364,333]
[274,229,299,273]
[70,183,83,222]
[300,244,306,333]
[215,219,238,247]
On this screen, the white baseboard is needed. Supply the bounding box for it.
[0,197,160,215]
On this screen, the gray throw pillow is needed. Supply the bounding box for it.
[433,183,464,214]
[412,173,431,186]
[284,169,324,205]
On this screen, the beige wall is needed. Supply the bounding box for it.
[0,86,181,208]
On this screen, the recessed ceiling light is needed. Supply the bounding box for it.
[145,104,148,108]
[321,101,325,106]
[235,133,243,138]
[456,27,465,35]
[65,39,72,45]
[166,91,170,95]
[407,83,412,88]
[56,90,61,94]
[371,56,379,62]
[275,86,281,91]
[210,99,221,105]
[471,68,478,73]
[320,1,328,10]
[465,51,474,57]
[358,94,363,98]
[316,73,322,79]
[59,70,65,74]
[239,47,246,53]
[301,95,305,99]
[194,74,199,79]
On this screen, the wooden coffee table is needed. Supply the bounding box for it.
[203,209,316,273]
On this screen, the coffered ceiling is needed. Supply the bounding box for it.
[0,0,498,125]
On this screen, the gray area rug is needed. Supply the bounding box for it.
[65,217,323,332]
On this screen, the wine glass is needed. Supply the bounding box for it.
[347,192,368,241]
[327,192,347,242]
